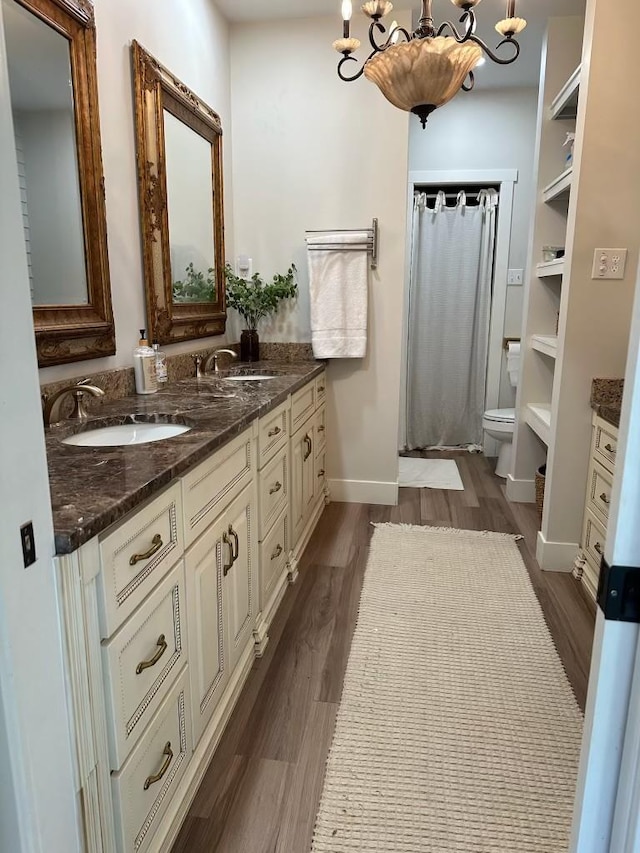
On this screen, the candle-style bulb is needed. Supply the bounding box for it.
[390,20,401,43]
[342,0,353,20]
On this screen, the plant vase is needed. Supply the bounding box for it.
[240,329,260,362]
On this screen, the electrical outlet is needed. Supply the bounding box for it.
[507,269,524,285]
[236,255,253,279]
[592,248,628,280]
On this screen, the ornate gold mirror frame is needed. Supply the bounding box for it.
[131,41,226,344]
[17,0,115,366]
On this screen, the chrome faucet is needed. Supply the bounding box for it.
[202,348,238,376]
[43,379,105,427]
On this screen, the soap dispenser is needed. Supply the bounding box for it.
[133,329,158,394]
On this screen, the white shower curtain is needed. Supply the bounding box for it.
[406,189,498,450]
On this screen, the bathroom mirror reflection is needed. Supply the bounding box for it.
[4,0,87,305]
[1,0,115,366]
[163,110,217,304]
[132,40,226,345]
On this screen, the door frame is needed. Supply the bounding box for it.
[399,169,517,454]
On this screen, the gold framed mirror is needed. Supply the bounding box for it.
[3,0,115,366]
[132,41,226,345]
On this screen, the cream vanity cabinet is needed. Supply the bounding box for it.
[577,413,618,600]
[56,371,327,853]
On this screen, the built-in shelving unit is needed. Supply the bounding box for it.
[531,335,558,359]
[536,258,565,278]
[549,64,581,120]
[543,166,573,203]
[511,8,639,574]
[525,404,552,446]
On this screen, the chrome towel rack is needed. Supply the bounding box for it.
[305,218,378,270]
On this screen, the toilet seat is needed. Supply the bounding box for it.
[483,408,515,424]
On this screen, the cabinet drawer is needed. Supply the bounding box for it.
[258,445,289,539]
[182,428,253,547]
[291,381,316,433]
[314,405,326,455]
[98,482,183,638]
[587,459,613,523]
[260,507,289,611]
[102,562,187,770]
[593,419,618,473]
[582,508,607,569]
[315,371,327,405]
[257,399,289,468]
[112,668,191,853]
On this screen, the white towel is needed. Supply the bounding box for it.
[306,231,369,359]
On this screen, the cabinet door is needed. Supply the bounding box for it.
[292,421,316,545]
[224,485,258,674]
[185,516,229,747]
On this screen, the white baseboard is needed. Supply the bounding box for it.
[536,531,579,572]
[506,474,536,503]
[328,478,398,506]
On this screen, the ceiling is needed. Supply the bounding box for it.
[216,0,586,87]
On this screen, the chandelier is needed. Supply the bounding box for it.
[333,0,527,128]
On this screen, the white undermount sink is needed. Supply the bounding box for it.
[222,374,276,382]
[62,422,191,447]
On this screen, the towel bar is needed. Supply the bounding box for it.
[305,218,378,270]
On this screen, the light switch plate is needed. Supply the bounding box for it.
[507,269,524,285]
[592,248,628,280]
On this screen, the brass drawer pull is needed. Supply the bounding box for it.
[599,492,610,505]
[229,525,239,562]
[604,443,617,454]
[222,530,234,576]
[303,434,313,461]
[269,481,282,495]
[130,533,163,566]
[318,385,325,393]
[317,424,325,433]
[271,544,283,561]
[143,741,173,790]
[268,425,282,438]
[594,542,604,556]
[136,634,168,675]
[317,468,325,478]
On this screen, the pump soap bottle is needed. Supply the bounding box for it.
[133,329,158,394]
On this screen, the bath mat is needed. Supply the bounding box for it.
[311,524,583,852]
[398,456,464,490]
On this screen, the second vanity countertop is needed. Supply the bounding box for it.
[46,361,324,555]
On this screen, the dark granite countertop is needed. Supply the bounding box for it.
[46,361,324,555]
[590,378,623,429]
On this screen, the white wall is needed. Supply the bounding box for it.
[39,0,234,382]
[17,109,87,305]
[409,87,538,407]
[230,14,410,502]
[0,8,79,849]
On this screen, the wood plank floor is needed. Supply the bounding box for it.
[171,452,595,853]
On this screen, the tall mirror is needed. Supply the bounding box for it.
[132,41,226,344]
[2,0,115,366]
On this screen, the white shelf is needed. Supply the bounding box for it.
[536,258,565,278]
[543,166,573,203]
[550,65,581,120]
[525,403,552,446]
[531,335,558,359]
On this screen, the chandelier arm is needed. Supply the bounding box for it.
[436,10,474,42]
[368,20,388,52]
[468,33,521,65]
[337,53,368,82]
[461,70,475,92]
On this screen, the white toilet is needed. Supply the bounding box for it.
[482,344,520,479]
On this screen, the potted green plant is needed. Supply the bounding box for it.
[224,263,298,361]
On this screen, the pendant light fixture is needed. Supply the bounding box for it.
[333,0,527,128]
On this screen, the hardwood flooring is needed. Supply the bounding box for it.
[171,452,595,853]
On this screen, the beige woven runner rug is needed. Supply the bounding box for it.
[312,524,584,852]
